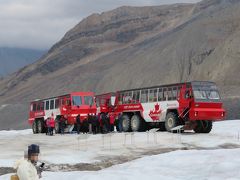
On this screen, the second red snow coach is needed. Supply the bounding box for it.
[96,81,225,133]
[28,92,96,134]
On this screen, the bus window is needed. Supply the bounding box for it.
[141,90,148,103]
[123,91,132,104]
[132,90,140,103]
[118,93,124,104]
[96,98,100,107]
[66,100,71,106]
[158,88,163,101]
[100,98,106,105]
[167,88,172,101]
[163,88,168,101]
[149,89,157,102]
[50,100,54,109]
[129,91,133,103]
[33,103,37,112]
[45,101,49,110]
[40,102,44,111]
[61,99,65,106]
[172,87,177,100]
[37,103,41,111]
[55,99,59,109]
[123,93,127,104]
[177,86,181,98]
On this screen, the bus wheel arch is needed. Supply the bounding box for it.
[54,115,62,134]
[194,120,212,133]
[38,118,45,133]
[131,112,146,132]
[121,113,133,132]
[165,110,179,132]
[32,120,38,134]
[32,118,45,134]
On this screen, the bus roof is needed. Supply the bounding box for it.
[117,81,216,93]
[30,92,95,103]
[96,92,115,97]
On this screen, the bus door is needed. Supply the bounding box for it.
[178,84,192,119]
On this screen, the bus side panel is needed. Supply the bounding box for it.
[141,101,179,122]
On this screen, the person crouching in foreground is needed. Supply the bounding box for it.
[14,144,42,180]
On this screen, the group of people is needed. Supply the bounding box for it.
[45,115,66,136]
[75,113,115,135]
[46,117,55,136]
[44,113,117,136]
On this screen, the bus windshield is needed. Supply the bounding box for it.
[72,96,82,106]
[192,82,221,102]
[84,96,94,105]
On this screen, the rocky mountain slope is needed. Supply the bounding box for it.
[0,47,45,77]
[0,0,240,129]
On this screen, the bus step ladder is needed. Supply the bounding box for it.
[171,125,184,133]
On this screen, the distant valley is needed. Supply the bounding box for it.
[0,47,45,77]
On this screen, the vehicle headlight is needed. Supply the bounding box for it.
[195,111,198,117]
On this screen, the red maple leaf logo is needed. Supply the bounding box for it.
[149,103,162,121]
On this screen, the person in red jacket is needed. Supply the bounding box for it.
[109,113,115,132]
[49,113,55,136]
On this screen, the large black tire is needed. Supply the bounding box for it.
[202,121,212,133]
[55,121,60,134]
[121,114,131,132]
[165,112,179,132]
[194,121,212,133]
[32,120,38,134]
[37,120,44,133]
[131,114,145,132]
[158,122,166,132]
[193,121,203,133]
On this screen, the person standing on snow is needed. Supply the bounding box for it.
[109,113,115,132]
[76,114,81,134]
[117,113,123,132]
[46,118,51,136]
[14,144,42,180]
[59,115,65,135]
[101,113,110,133]
[88,114,93,134]
[49,115,55,136]
[91,114,98,134]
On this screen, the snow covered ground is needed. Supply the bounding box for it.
[1,120,240,179]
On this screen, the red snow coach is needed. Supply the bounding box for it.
[95,92,116,130]
[28,92,96,134]
[96,81,225,133]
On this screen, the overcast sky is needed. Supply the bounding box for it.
[0,0,201,50]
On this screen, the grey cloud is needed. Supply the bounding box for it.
[0,0,201,50]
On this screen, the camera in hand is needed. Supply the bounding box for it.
[40,162,45,168]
